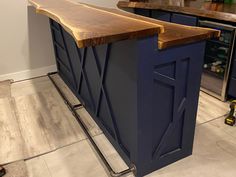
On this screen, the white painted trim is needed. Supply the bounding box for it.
[0,65,57,82]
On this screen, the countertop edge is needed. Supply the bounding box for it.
[117,1,236,23]
[117,2,220,49]
[29,0,164,48]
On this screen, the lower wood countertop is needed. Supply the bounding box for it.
[29,0,219,49]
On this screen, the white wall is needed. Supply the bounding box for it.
[0,0,121,81]
[76,0,120,8]
[0,0,56,81]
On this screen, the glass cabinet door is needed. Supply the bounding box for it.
[199,20,236,99]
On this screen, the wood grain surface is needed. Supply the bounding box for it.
[0,77,89,165]
[29,0,219,49]
[93,3,219,49]
[29,0,164,48]
[118,0,236,23]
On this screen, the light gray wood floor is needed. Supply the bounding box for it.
[0,77,92,165]
[1,75,235,177]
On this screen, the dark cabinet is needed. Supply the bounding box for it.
[228,77,236,97]
[171,13,198,26]
[135,9,198,26]
[50,21,77,90]
[228,60,236,98]
[134,9,150,17]
[152,10,171,22]
[232,60,236,78]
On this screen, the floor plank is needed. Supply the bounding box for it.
[26,157,51,177]
[0,76,87,164]
[13,89,86,156]
[0,80,11,98]
[3,161,28,177]
[196,91,229,125]
[13,94,52,158]
[11,77,53,98]
[0,98,25,165]
[37,89,86,149]
[40,139,110,177]
[25,134,134,177]
[209,117,236,139]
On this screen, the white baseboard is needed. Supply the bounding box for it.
[0,65,57,82]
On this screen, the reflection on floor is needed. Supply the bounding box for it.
[0,76,235,177]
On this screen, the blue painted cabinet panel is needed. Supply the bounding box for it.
[228,78,236,97]
[171,13,198,26]
[134,8,151,17]
[152,10,171,22]
[137,39,205,176]
[49,19,205,177]
[135,9,198,27]
[50,21,77,90]
[228,60,236,97]
[232,60,236,78]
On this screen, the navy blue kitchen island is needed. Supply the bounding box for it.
[30,0,219,176]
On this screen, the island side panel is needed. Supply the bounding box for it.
[137,40,206,176]
[49,18,206,177]
[49,19,140,165]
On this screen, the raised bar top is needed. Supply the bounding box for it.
[29,0,164,48]
[118,0,236,23]
[29,0,219,49]
[111,3,220,49]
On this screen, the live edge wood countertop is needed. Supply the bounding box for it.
[29,0,219,49]
[118,0,236,23]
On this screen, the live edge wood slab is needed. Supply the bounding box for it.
[29,0,219,49]
[29,0,163,48]
[118,0,236,23]
[30,0,218,176]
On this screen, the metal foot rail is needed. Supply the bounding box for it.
[47,72,137,177]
